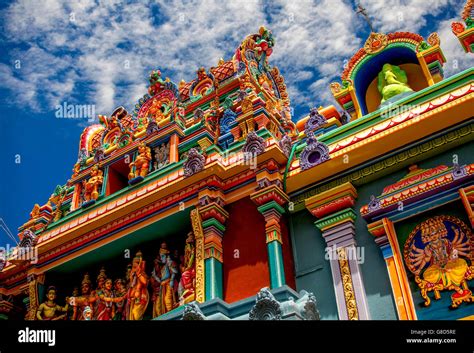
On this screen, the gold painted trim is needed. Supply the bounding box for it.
[337,247,359,320]
[191,208,205,303]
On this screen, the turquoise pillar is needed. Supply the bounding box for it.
[205,258,223,300]
[267,240,285,288]
[257,200,287,289]
[199,202,228,301]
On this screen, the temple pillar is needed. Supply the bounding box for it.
[198,197,228,301]
[25,273,45,320]
[305,182,370,320]
[0,294,22,320]
[367,218,417,320]
[251,184,289,289]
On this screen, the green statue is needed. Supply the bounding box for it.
[377,64,413,103]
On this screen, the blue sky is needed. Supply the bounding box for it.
[0,0,472,249]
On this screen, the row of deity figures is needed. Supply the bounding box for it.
[36,232,196,320]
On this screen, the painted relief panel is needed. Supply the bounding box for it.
[396,205,474,320]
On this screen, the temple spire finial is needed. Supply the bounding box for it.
[356,2,375,33]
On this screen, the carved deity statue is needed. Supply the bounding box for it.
[30,204,41,220]
[148,98,166,123]
[36,286,68,320]
[82,165,103,202]
[407,216,474,308]
[153,142,169,170]
[91,267,107,320]
[136,114,147,133]
[126,251,149,320]
[197,67,208,81]
[128,142,152,180]
[113,279,127,320]
[71,273,93,320]
[258,73,275,97]
[96,278,115,320]
[148,69,166,96]
[411,218,469,295]
[151,242,179,317]
[178,232,196,305]
[377,63,413,103]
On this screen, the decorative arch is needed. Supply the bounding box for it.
[79,125,104,155]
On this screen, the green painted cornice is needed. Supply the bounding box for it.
[314,208,357,230]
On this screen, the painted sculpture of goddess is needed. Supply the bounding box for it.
[377,63,413,103]
[178,231,196,305]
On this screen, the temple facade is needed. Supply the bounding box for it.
[0,2,473,321]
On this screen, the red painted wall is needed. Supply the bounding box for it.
[223,197,296,303]
[223,197,269,303]
[106,160,129,195]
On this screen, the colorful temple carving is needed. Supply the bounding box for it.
[452,0,474,53]
[1,2,473,321]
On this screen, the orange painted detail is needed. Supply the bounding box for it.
[381,165,448,195]
[383,218,417,320]
[169,134,179,163]
[386,257,409,320]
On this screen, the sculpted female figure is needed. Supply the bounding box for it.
[90,267,107,320]
[377,63,413,103]
[96,278,115,321]
[178,232,196,305]
[112,279,127,320]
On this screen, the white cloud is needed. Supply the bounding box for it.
[361,0,460,33]
[0,0,470,120]
[435,18,474,77]
[268,0,360,109]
